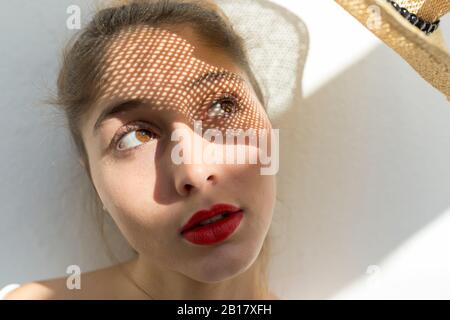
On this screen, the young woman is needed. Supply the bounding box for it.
[3,0,279,300]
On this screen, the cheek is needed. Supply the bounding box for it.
[229,162,276,210]
[91,159,175,251]
[242,167,276,223]
[90,153,158,221]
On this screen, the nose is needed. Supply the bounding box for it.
[170,121,219,197]
[174,164,218,196]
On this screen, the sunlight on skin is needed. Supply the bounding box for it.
[76,24,277,299]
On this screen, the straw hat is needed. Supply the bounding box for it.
[218,0,448,107]
[335,0,450,101]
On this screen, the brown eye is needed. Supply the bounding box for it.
[117,129,157,151]
[207,93,239,118]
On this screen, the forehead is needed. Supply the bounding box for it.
[83,24,269,135]
[96,24,246,104]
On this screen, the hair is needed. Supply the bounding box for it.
[51,0,272,298]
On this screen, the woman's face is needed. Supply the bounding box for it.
[79,24,276,283]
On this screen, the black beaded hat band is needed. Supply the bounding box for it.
[386,0,440,35]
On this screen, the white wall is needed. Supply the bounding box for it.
[269,0,450,299]
[1,0,449,299]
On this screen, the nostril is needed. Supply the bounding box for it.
[206,174,217,185]
[184,184,193,192]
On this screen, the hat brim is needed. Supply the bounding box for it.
[336,0,450,101]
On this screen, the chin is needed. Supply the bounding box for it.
[185,242,260,283]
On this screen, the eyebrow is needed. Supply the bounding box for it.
[92,70,243,134]
[93,99,145,135]
[189,70,241,89]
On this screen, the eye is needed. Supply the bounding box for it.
[112,122,159,152]
[117,129,156,151]
[207,93,239,118]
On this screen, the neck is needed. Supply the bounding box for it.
[119,254,269,300]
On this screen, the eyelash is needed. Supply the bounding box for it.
[111,121,159,153]
[206,92,241,118]
[110,92,241,153]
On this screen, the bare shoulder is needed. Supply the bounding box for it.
[4,280,59,300]
[4,263,129,300]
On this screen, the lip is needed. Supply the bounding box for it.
[179,203,244,245]
[179,203,242,234]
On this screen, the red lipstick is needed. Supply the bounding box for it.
[179,203,244,245]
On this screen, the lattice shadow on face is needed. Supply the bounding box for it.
[93,24,271,139]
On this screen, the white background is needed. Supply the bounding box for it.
[1,0,449,299]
